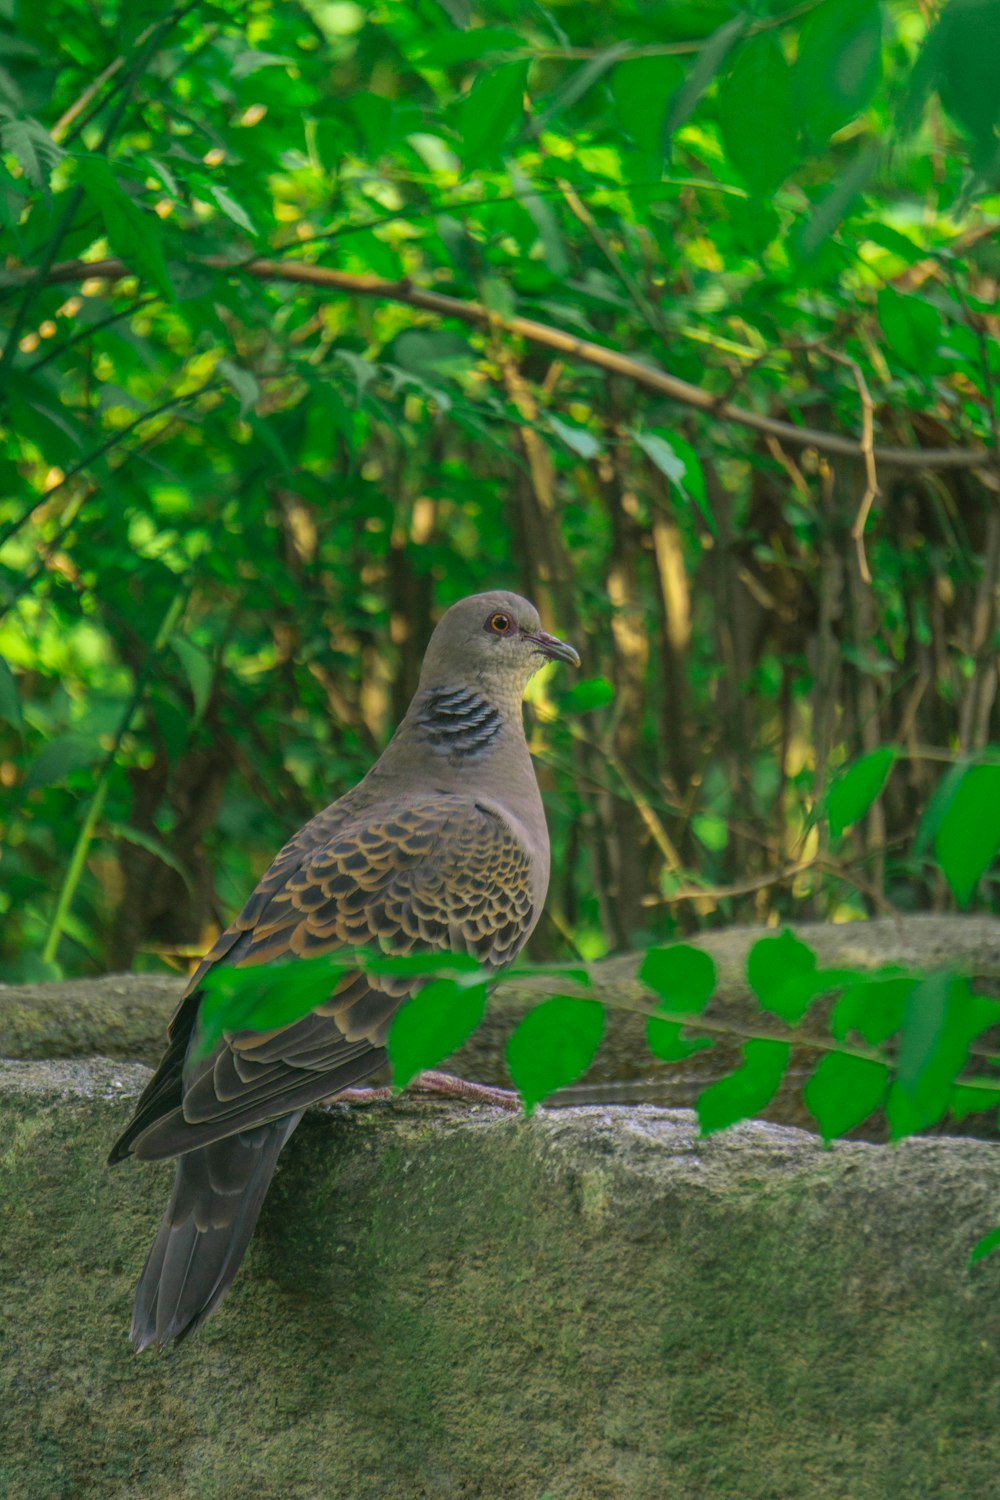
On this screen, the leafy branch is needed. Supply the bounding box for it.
[29,254,991,474]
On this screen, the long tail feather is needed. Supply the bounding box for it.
[131,1111,302,1351]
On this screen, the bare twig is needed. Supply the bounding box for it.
[814,344,881,583]
[28,255,992,473]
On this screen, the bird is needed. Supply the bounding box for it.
[109,590,579,1350]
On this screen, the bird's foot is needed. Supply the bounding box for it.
[410,1070,521,1111]
[324,1072,520,1111]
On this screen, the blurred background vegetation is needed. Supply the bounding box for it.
[0,0,998,983]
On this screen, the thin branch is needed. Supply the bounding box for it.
[814,344,882,583]
[30,254,991,473]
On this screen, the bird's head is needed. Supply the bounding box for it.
[418,591,580,700]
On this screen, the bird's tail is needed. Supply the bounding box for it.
[131,1112,302,1351]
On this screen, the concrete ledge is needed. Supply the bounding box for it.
[3,1057,1000,1498]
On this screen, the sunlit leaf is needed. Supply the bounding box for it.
[505,996,605,1113]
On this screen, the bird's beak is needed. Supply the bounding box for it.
[527,631,581,667]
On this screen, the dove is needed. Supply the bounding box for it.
[109,590,579,1349]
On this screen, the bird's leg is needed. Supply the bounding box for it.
[408,1070,521,1110]
[325,1072,520,1111]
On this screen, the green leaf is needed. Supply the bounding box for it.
[878,288,943,370]
[547,415,600,460]
[793,143,878,262]
[509,165,569,277]
[561,675,613,713]
[0,655,24,735]
[831,971,917,1045]
[934,0,1000,165]
[804,1052,888,1140]
[210,185,257,237]
[196,954,356,1057]
[889,973,997,1137]
[718,34,798,196]
[612,56,683,156]
[664,14,748,139]
[825,746,896,839]
[76,156,173,300]
[950,1079,999,1122]
[171,638,214,723]
[217,359,261,420]
[24,733,101,791]
[640,943,716,1014]
[505,996,605,1114]
[388,979,488,1091]
[914,759,973,855]
[646,1017,713,1063]
[794,0,882,145]
[696,1039,790,1136]
[230,49,293,80]
[0,110,63,189]
[692,814,728,852]
[933,763,1000,906]
[459,61,528,169]
[106,823,194,893]
[969,1225,1000,1267]
[391,329,474,378]
[634,430,713,533]
[746,930,854,1025]
[416,29,523,67]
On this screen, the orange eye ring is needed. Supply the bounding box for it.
[487,611,513,634]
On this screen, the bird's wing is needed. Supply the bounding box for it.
[120,794,535,1159]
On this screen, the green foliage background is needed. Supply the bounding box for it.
[1,0,999,990]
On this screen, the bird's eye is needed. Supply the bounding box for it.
[486,611,513,635]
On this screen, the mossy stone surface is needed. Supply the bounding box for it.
[3,1057,1000,1499]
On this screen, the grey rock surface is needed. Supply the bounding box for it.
[2,1056,1000,1499]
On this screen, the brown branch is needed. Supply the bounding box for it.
[29,254,992,472]
[814,344,882,584]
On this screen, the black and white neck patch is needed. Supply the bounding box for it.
[417,687,503,758]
